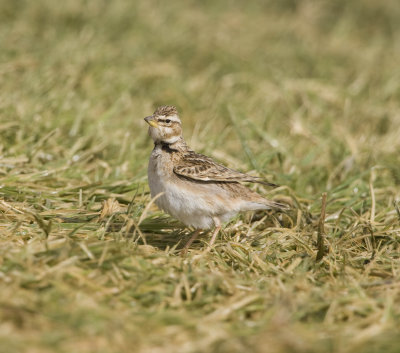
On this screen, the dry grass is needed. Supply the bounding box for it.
[1,0,400,352]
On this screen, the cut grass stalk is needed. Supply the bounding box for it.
[316,192,327,262]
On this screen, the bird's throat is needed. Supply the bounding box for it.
[158,137,188,153]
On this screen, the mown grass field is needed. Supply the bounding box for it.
[1,1,400,352]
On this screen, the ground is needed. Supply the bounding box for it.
[0,1,400,352]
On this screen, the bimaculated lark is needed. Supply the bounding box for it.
[145,105,288,254]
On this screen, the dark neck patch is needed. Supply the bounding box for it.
[157,142,178,153]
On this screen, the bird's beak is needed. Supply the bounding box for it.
[144,115,158,128]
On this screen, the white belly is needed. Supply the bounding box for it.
[148,175,217,229]
[147,150,227,229]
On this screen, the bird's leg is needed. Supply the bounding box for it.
[208,218,221,247]
[180,229,202,256]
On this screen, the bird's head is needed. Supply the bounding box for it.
[144,105,183,144]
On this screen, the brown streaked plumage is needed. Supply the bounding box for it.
[174,151,278,187]
[153,105,178,117]
[144,105,288,254]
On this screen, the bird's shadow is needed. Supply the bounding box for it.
[106,218,205,251]
[104,209,298,252]
[142,231,206,251]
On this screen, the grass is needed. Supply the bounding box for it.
[1,0,400,352]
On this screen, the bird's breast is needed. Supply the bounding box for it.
[147,149,175,204]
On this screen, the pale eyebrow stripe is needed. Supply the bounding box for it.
[157,115,180,123]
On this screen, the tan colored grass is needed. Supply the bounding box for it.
[1,0,400,352]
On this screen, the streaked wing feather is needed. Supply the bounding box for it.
[173,152,278,187]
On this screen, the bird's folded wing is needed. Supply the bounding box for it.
[173,153,278,187]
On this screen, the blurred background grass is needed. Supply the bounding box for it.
[0,0,400,352]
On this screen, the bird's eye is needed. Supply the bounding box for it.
[165,119,171,123]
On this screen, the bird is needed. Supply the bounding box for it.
[144,105,288,254]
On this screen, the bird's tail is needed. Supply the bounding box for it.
[263,199,290,211]
[243,198,290,212]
